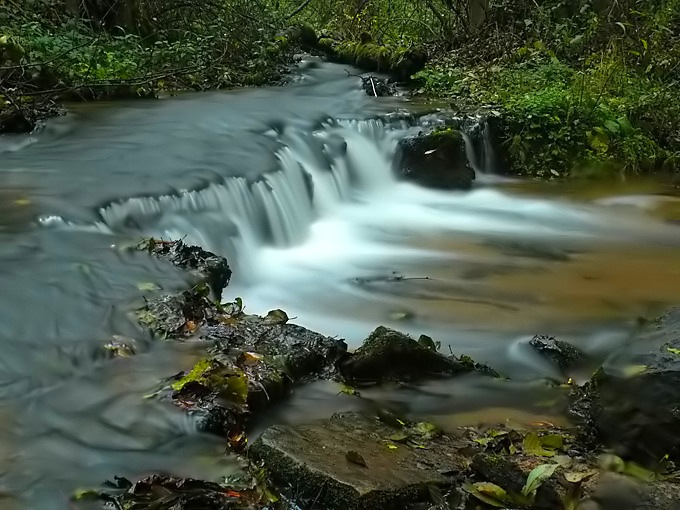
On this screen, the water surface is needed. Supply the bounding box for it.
[1,57,680,507]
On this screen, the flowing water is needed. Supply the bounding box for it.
[1,57,680,508]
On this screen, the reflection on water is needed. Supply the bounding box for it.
[0,58,679,507]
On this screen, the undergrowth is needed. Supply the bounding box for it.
[413,0,680,178]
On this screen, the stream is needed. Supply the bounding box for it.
[1,57,680,508]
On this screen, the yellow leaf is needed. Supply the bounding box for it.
[387,444,398,450]
[622,365,648,377]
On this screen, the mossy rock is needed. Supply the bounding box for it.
[394,128,475,190]
[339,326,488,384]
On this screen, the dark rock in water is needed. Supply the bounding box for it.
[138,282,217,338]
[0,107,34,133]
[529,335,585,374]
[394,129,475,190]
[361,75,396,96]
[571,308,680,464]
[169,312,346,439]
[138,238,231,300]
[339,326,496,384]
[250,412,472,510]
[588,472,680,510]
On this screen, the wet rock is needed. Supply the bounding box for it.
[138,238,232,300]
[250,411,473,510]
[588,472,680,510]
[168,312,346,439]
[137,282,217,338]
[571,308,680,465]
[529,335,586,374]
[339,326,495,384]
[394,129,475,190]
[361,75,396,96]
[98,474,249,509]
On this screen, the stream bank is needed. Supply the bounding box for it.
[72,239,680,510]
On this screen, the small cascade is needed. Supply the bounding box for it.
[60,117,409,269]
[459,118,498,175]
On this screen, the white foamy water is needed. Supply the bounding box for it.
[41,115,680,348]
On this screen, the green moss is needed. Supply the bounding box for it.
[172,358,249,405]
[172,358,214,391]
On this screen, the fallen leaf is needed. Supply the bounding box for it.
[386,444,398,450]
[522,463,559,496]
[388,432,410,443]
[523,432,555,457]
[346,450,368,467]
[622,364,648,377]
[424,149,437,155]
[240,351,263,366]
[338,383,361,397]
[564,469,597,483]
[463,482,514,508]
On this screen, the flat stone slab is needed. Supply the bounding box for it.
[251,412,472,510]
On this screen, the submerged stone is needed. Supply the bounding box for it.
[250,411,472,510]
[394,129,475,190]
[529,335,586,374]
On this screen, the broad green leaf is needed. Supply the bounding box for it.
[413,422,439,439]
[522,463,559,496]
[617,116,634,135]
[463,482,514,508]
[523,432,555,457]
[540,434,565,451]
[604,120,620,133]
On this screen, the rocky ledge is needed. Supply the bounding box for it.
[73,240,680,510]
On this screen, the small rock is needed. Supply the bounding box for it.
[394,130,475,190]
[138,238,231,300]
[529,335,585,373]
[361,75,396,96]
[339,326,481,384]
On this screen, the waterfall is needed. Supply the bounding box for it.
[38,114,500,276]
[54,118,403,269]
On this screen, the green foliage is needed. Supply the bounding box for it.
[0,0,291,108]
[413,0,680,178]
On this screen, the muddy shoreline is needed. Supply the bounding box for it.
[69,238,680,510]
